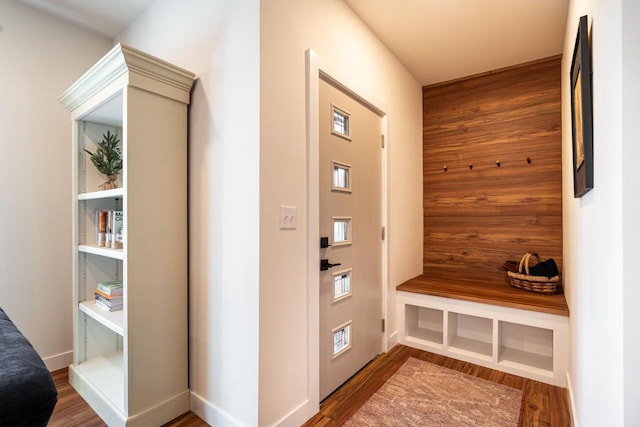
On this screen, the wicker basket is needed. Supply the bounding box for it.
[507,253,559,294]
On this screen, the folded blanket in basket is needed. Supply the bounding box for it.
[527,258,559,278]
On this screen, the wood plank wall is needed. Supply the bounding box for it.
[422,56,562,285]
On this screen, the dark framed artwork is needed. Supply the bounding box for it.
[570,15,593,197]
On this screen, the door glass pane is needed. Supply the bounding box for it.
[333,322,351,357]
[333,269,352,302]
[332,161,351,192]
[331,105,351,140]
[333,217,352,245]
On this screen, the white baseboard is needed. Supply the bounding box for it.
[128,390,190,427]
[270,399,310,427]
[190,390,245,427]
[566,372,578,427]
[388,329,398,347]
[190,392,311,427]
[44,350,73,372]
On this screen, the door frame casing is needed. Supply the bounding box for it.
[305,49,389,415]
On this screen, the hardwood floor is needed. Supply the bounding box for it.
[49,345,571,426]
[303,344,571,427]
[47,369,209,427]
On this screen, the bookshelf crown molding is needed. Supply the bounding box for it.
[59,43,196,111]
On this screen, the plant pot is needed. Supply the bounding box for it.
[99,174,119,190]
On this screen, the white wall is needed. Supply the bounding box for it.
[6,0,418,424]
[0,0,111,370]
[561,0,640,424]
[120,1,422,426]
[260,1,423,425]
[621,0,640,424]
[116,1,261,426]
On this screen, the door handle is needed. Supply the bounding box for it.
[320,259,341,271]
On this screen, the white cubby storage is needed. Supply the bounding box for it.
[60,44,195,426]
[498,321,554,374]
[447,312,493,360]
[398,291,569,387]
[404,305,443,349]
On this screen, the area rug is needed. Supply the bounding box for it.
[343,357,523,426]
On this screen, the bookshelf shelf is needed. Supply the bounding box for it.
[78,244,124,260]
[448,336,493,361]
[78,188,124,201]
[499,347,553,376]
[69,351,125,421]
[78,301,124,336]
[61,43,194,426]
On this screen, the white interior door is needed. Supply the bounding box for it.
[319,78,382,400]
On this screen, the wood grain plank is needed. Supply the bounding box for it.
[422,57,562,281]
[397,275,569,316]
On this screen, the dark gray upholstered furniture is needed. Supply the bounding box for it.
[0,307,58,426]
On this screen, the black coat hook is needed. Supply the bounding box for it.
[496,160,501,167]
[527,157,532,164]
[469,163,473,170]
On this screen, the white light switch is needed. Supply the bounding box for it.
[279,205,297,230]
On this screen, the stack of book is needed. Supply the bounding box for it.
[94,280,123,311]
[94,209,124,249]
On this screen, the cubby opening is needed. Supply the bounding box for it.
[447,312,492,359]
[78,198,123,247]
[77,253,122,303]
[405,305,443,347]
[78,122,123,193]
[499,321,553,373]
[81,314,123,361]
[76,314,124,410]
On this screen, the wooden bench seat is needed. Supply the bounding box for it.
[397,274,569,317]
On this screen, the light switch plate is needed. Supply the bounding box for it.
[280,205,297,229]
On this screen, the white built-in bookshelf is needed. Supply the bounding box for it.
[59,44,195,426]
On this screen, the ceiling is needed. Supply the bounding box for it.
[18,0,156,38]
[344,0,570,85]
[20,0,570,86]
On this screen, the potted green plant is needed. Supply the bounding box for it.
[84,130,122,190]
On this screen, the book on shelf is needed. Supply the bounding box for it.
[94,209,124,249]
[96,280,123,295]
[95,293,123,305]
[95,210,107,247]
[94,279,123,311]
[95,289,124,301]
[94,292,123,310]
[95,298,123,312]
[109,210,124,249]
